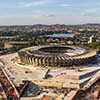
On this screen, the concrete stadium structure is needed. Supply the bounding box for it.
[18,45,97,67]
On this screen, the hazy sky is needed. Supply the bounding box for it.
[0,0,100,25]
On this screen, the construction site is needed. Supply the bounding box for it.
[0,45,100,100]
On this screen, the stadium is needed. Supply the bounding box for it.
[18,45,97,67]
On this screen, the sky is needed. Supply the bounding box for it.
[0,0,100,25]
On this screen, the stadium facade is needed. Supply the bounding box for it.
[18,45,97,67]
